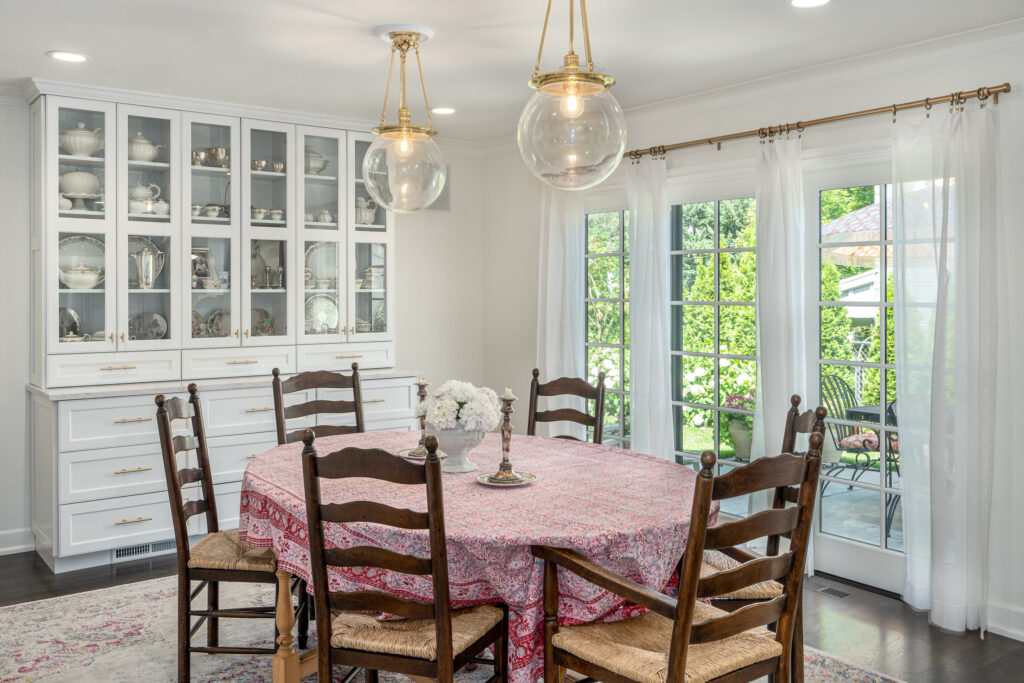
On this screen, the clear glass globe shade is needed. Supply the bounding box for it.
[362,133,447,213]
[517,86,627,190]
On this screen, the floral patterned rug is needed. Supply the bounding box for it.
[0,576,903,682]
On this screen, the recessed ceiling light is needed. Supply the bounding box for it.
[431,107,456,115]
[790,0,831,7]
[47,50,89,63]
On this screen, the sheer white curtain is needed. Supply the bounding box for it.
[536,186,586,439]
[893,106,1001,633]
[753,138,808,467]
[627,157,673,459]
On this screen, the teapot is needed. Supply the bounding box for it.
[129,182,161,201]
[317,209,333,223]
[127,131,163,162]
[129,247,165,289]
[354,197,371,209]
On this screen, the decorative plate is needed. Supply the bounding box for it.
[127,311,168,340]
[304,294,339,334]
[475,471,537,487]
[58,234,106,285]
[252,308,275,336]
[206,308,231,337]
[127,235,165,285]
[191,309,206,338]
[304,242,338,283]
[59,306,82,337]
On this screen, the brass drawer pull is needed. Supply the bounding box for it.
[114,466,152,475]
[115,516,152,525]
[246,454,259,459]
[101,365,137,371]
[245,406,275,413]
[228,360,259,365]
[336,354,363,359]
[364,398,385,404]
[114,417,152,424]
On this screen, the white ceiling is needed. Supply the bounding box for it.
[2,1,1022,141]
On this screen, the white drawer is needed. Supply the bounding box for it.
[366,416,418,433]
[182,345,296,380]
[207,431,278,484]
[60,442,172,504]
[202,386,313,438]
[316,376,415,427]
[58,393,183,452]
[191,481,242,534]
[58,489,186,556]
[297,342,395,372]
[47,351,181,388]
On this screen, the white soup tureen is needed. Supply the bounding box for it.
[127,131,163,162]
[59,122,104,157]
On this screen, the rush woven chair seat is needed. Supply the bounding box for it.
[532,431,824,683]
[301,432,509,681]
[272,363,365,445]
[156,385,308,682]
[527,368,606,442]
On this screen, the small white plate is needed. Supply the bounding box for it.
[475,471,537,487]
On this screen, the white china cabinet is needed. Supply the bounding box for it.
[29,85,407,572]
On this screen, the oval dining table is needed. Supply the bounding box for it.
[238,430,716,683]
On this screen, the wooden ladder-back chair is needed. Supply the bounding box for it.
[532,432,824,683]
[272,363,365,445]
[701,395,827,682]
[155,384,308,682]
[527,368,606,443]
[301,431,509,682]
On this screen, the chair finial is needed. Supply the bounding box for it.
[155,394,165,406]
[187,382,198,395]
[425,435,439,462]
[301,429,316,447]
[272,367,281,378]
[790,394,801,408]
[532,368,540,379]
[699,450,716,475]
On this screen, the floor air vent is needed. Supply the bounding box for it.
[817,586,851,599]
[112,539,176,562]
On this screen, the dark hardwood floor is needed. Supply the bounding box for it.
[1,550,1020,682]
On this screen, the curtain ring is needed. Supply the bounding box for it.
[891,104,897,123]
[924,97,931,118]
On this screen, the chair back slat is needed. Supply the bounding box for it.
[328,590,436,620]
[533,408,596,427]
[527,368,606,443]
[769,399,827,555]
[820,374,860,445]
[302,431,456,665]
[712,454,807,500]
[177,466,205,485]
[156,384,220,570]
[689,596,787,643]
[697,553,793,598]
[704,507,801,550]
[273,365,365,445]
[325,546,433,575]
[321,501,429,529]
[285,423,360,444]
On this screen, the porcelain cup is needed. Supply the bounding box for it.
[204,205,222,218]
[252,207,269,220]
[272,161,285,173]
[269,208,284,220]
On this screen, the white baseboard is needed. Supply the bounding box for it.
[0,527,34,556]
[988,601,1024,642]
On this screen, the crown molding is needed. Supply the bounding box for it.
[23,77,379,132]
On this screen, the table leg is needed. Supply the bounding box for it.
[272,569,302,683]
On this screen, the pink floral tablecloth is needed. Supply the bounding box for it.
[239,430,715,683]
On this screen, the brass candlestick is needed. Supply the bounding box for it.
[487,388,526,484]
[409,377,430,456]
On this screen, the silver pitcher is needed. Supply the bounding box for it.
[130,247,165,289]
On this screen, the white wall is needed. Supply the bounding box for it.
[0,94,33,554]
[479,21,1024,639]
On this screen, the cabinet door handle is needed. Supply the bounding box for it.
[364,398,385,404]
[114,417,152,424]
[114,466,153,475]
[246,454,259,459]
[336,354,362,359]
[101,365,137,371]
[245,406,275,413]
[227,360,259,365]
[108,332,114,342]
[233,329,239,337]
[115,516,152,525]
[120,332,126,343]
[244,329,250,337]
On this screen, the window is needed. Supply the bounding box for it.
[670,198,757,516]
[585,210,630,447]
[817,184,901,552]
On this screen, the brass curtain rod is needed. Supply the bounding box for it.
[626,82,1011,160]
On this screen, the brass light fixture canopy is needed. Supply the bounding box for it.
[527,0,616,93]
[371,27,437,138]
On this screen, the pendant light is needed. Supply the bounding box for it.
[516,0,626,190]
[362,26,447,213]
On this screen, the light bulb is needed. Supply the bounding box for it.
[560,92,584,119]
[392,135,414,159]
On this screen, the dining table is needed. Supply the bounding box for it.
[238,430,716,683]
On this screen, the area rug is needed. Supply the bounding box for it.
[0,577,903,682]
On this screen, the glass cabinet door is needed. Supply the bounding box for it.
[242,120,294,232]
[118,105,179,227]
[244,238,293,345]
[184,112,239,232]
[348,237,393,341]
[188,236,239,346]
[50,98,116,232]
[348,132,390,233]
[298,128,343,231]
[54,231,116,352]
[300,239,343,342]
[119,232,176,349]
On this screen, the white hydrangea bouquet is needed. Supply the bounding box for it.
[418,380,501,472]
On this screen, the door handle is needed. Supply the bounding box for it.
[245,406,275,413]
[115,516,152,525]
[114,466,153,474]
[114,417,152,424]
